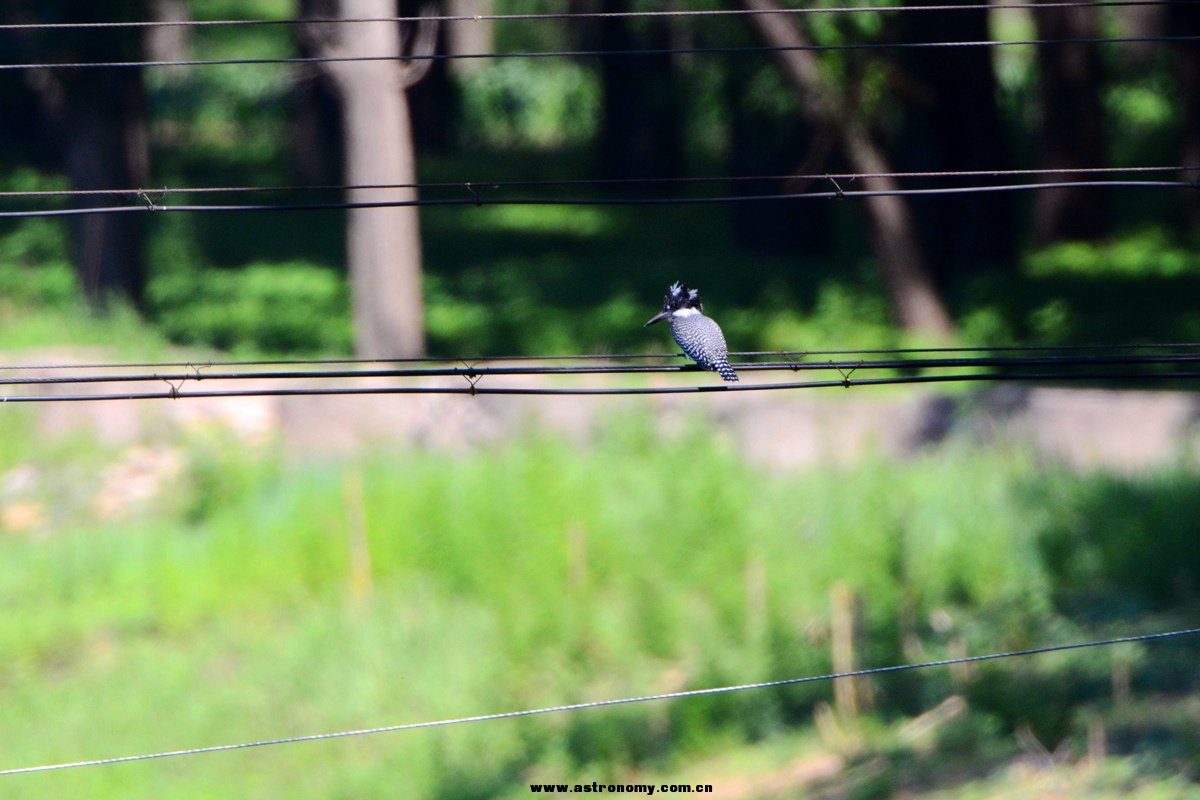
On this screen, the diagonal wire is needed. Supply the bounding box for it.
[1,35,1198,72]
[3,626,1197,776]
[0,2,1193,30]
[1,180,1195,219]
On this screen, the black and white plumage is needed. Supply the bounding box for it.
[644,282,738,382]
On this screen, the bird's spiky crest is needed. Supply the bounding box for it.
[664,281,702,312]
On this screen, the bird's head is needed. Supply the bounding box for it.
[644,281,702,326]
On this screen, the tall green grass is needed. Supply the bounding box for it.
[1,419,1199,798]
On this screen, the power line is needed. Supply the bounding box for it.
[1,180,1194,219]
[783,342,1200,356]
[3,343,1198,372]
[3,625,1196,776]
[1,35,1197,72]
[3,352,1200,390]
[1,166,1194,201]
[5,370,1200,402]
[0,2,1191,31]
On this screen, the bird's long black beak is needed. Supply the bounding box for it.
[644,310,669,327]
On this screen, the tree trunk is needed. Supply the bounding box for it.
[590,0,682,179]
[1032,0,1108,243]
[444,0,493,75]
[13,2,150,308]
[740,0,954,338]
[1116,1,1168,68]
[405,0,454,153]
[64,79,150,306]
[290,49,343,185]
[727,56,832,256]
[841,124,957,338]
[144,0,191,76]
[305,0,437,358]
[1171,0,1200,233]
[892,1,1015,280]
[341,69,425,358]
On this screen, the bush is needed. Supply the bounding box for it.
[456,59,601,148]
[1026,228,1200,279]
[0,217,76,305]
[147,260,352,354]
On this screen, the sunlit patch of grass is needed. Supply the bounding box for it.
[0,296,173,355]
[454,205,614,237]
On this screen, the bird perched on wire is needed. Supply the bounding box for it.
[644,282,738,382]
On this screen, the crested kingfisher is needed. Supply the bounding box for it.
[644,282,738,382]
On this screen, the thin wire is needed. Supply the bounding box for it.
[0,354,686,371]
[1,180,1194,219]
[1,35,1197,72]
[0,1,1191,31]
[4,343,1199,372]
[5,370,1200,402]
[2,166,1195,200]
[784,342,1200,355]
[3,626,1196,776]
[3,352,1200,389]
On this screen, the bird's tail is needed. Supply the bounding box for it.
[713,359,739,382]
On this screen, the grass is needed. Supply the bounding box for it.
[2,413,1200,797]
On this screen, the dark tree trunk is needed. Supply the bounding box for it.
[1032,0,1108,243]
[1116,1,1168,68]
[0,10,47,169]
[289,69,344,186]
[292,11,344,185]
[893,2,1015,279]
[405,0,455,154]
[726,57,832,255]
[64,75,150,305]
[9,2,151,307]
[740,0,954,338]
[408,0,484,152]
[591,0,682,179]
[1171,0,1200,233]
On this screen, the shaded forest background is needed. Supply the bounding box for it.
[0,0,1198,358]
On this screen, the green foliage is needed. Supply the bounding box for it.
[0,213,175,353]
[456,59,601,148]
[736,281,901,353]
[1026,229,1200,279]
[1036,470,1200,610]
[147,261,352,354]
[1107,81,1176,130]
[0,167,68,194]
[1026,298,1076,343]
[990,7,1038,104]
[146,0,296,169]
[953,228,1200,348]
[0,171,74,306]
[0,224,75,305]
[4,415,1200,796]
